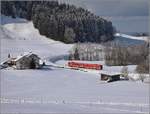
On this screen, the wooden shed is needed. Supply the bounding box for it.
[100,72,121,82]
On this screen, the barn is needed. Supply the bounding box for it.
[4,52,41,70]
[100,72,121,82]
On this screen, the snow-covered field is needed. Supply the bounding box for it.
[113,33,149,46]
[0,15,149,113]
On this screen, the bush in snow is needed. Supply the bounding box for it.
[138,74,147,82]
[121,66,129,80]
[136,57,149,74]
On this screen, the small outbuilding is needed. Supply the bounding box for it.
[100,72,121,82]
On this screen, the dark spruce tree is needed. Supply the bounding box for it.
[74,47,80,60]
[1,1,115,43]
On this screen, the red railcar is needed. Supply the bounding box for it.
[68,61,103,70]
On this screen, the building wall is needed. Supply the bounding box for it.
[15,55,40,69]
[101,74,120,82]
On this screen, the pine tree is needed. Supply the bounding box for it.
[74,48,80,60]
[1,1,115,43]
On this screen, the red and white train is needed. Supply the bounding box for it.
[68,61,103,70]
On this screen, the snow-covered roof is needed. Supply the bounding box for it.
[99,70,121,76]
[13,52,40,62]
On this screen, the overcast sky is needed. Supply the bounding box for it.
[59,0,149,16]
[59,0,149,33]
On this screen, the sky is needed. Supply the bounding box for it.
[59,0,149,33]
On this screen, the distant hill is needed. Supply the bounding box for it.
[1,1,115,43]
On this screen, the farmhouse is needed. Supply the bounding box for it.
[100,71,121,82]
[3,52,41,70]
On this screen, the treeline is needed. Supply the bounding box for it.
[69,43,104,61]
[70,41,149,73]
[1,1,115,43]
[104,41,149,73]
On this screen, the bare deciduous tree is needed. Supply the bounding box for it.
[69,43,104,61]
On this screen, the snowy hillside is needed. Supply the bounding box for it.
[115,33,149,41]
[112,33,149,46]
[0,15,73,63]
[0,16,149,113]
